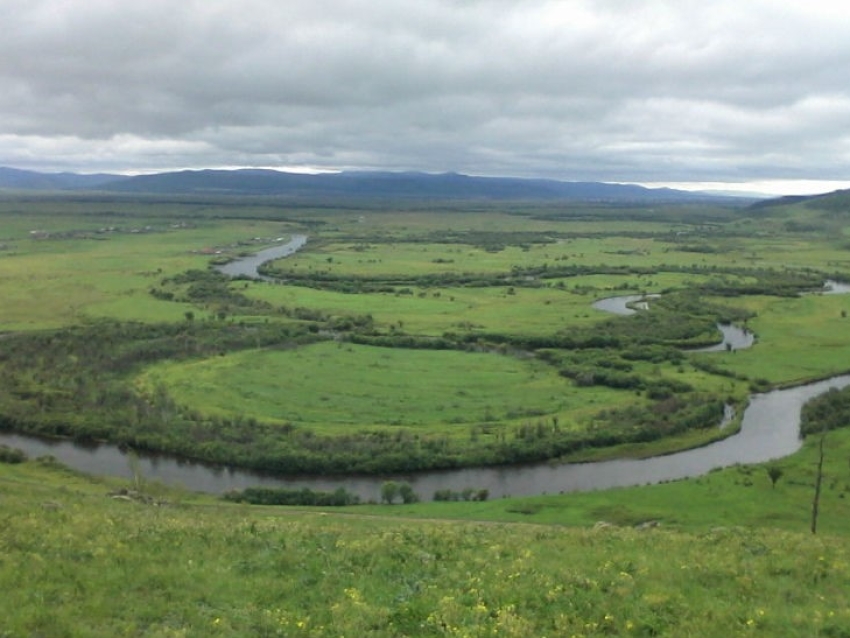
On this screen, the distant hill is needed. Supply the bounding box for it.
[0,166,123,191]
[748,188,850,214]
[0,165,742,203]
[82,168,738,202]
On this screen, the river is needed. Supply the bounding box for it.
[0,245,846,501]
[2,374,848,500]
[215,234,308,280]
[591,294,754,351]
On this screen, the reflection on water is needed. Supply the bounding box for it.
[215,234,308,280]
[824,279,850,295]
[2,271,847,500]
[3,374,849,501]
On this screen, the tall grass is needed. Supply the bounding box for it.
[1,458,849,637]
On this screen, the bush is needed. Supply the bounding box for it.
[222,486,359,506]
[0,445,27,464]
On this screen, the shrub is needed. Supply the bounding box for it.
[0,445,27,464]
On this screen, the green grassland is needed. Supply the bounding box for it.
[0,202,299,329]
[1,193,850,473]
[701,293,850,385]
[4,193,850,635]
[137,341,740,446]
[360,422,850,535]
[2,440,850,637]
[137,342,589,430]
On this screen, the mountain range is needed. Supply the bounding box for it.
[0,165,749,202]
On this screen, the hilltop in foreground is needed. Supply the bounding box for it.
[1,459,848,637]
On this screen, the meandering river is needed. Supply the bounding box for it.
[215,234,308,280]
[0,241,846,501]
[2,375,848,500]
[591,294,754,351]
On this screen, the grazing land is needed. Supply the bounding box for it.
[1,193,850,473]
[3,190,850,636]
[2,445,850,637]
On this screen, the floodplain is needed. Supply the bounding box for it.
[4,191,850,636]
[1,193,849,474]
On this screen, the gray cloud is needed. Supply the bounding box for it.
[2,0,850,188]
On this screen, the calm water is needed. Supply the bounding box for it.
[215,234,308,280]
[592,294,753,351]
[3,374,847,501]
[1,257,845,501]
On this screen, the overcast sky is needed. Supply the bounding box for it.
[2,0,850,194]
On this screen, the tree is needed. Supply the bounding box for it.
[398,482,418,504]
[766,465,783,489]
[380,481,398,505]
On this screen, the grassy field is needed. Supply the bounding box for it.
[0,208,297,329]
[702,293,850,385]
[137,341,591,430]
[358,423,850,535]
[4,193,850,635]
[2,193,850,471]
[135,340,742,449]
[2,444,850,637]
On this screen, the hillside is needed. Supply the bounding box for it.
[0,166,737,203]
[0,166,122,190]
[1,458,848,637]
[748,188,850,214]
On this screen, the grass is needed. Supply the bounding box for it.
[136,340,741,452]
[2,456,850,637]
[136,341,626,434]
[354,423,850,537]
[703,293,850,384]
[3,196,847,468]
[0,210,297,329]
[270,229,850,279]
[4,193,850,634]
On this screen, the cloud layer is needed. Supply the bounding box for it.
[3,0,850,187]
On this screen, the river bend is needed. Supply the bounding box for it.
[0,248,846,501]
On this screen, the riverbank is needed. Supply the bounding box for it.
[4,455,849,636]
[3,373,847,502]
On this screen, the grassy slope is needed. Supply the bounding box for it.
[3,198,850,635]
[2,458,849,638]
[350,420,850,533]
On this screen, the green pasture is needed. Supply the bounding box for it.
[136,341,628,434]
[2,194,850,473]
[5,195,850,636]
[0,214,295,329]
[356,415,850,538]
[1,448,850,637]
[244,280,612,336]
[242,265,748,339]
[316,208,686,236]
[266,229,850,280]
[700,293,850,384]
[135,338,743,460]
[270,236,672,276]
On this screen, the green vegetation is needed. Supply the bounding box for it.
[1,193,849,474]
[2,438,850,636]
[138,342,572,429]
[3,191,850,635]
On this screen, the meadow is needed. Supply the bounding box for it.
[2,437,850,637]
[3,191,850,636]
[1,193,849,473]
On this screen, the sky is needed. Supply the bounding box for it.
[2,0,850,195]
